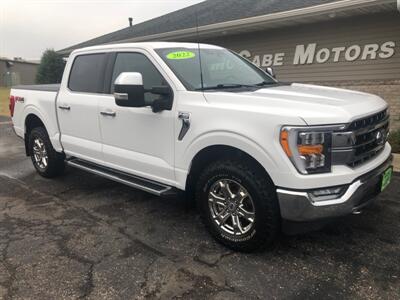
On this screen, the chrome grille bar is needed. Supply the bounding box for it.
[332,109,389,167]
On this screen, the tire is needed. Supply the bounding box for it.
[28,127,65,178]
[196,159,280,252]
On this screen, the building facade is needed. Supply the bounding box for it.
[59,0,400,130]
[205,12,400,129]
[0,58,39,87]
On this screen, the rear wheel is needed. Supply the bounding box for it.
[29,127,65,178]
[196,159,280,252]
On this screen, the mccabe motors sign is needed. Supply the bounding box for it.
[239,41,396,67]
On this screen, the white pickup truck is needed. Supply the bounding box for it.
[10,42,393,251]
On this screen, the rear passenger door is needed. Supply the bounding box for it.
[57,53,107,163]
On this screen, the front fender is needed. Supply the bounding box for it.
[175,130,281,188]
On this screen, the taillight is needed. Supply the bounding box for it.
[9,95,15,117]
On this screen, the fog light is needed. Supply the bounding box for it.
[309,186,346,202]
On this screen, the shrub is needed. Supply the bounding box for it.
[36,49,65,84]
[389,129,400,153]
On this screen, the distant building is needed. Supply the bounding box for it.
[59,0,400,129]
[0,58,39,87]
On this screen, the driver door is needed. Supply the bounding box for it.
[98,51,176,185]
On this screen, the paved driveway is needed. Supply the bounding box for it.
[0,116,399,299]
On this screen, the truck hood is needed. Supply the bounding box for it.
[203,83,388,125]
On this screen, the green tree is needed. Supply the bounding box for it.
[35,49,65,84]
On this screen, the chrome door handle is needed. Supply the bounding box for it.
[100,111,116,117]
[58,105,71,110]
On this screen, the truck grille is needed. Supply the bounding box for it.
[332,109,389,168]
[348,109,388,131]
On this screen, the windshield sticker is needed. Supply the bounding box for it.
[166,51,196,60]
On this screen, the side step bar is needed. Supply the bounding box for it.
[66,158,176,197]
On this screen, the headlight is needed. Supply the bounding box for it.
[280,126,337,174]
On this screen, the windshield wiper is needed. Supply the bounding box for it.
[254,81,278,86]
[195,83,255,91]
[195,82,278,91]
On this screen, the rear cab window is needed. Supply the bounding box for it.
[68,53,107,93]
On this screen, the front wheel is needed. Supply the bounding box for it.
[196,159,280,252]
[29,127,65,178]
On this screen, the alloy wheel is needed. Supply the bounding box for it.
[32,138,48,170]
[208,179,255,236]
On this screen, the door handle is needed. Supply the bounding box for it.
[178,112,190,141]
[100,110,116,117]
[58,104,71,110]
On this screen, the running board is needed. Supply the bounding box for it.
[66,158,176,197]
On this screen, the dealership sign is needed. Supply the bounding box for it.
[239,41,396,67]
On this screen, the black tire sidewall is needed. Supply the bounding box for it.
[29,127,64,178]
[202,172,258,244]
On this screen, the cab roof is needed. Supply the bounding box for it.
[71,42,223,55]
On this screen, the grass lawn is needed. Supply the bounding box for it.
[0,87,11,116]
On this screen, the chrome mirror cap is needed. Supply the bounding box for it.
[114,72,143,86]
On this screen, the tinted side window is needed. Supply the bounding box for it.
[68,54,106,93]
[111,53,167,104]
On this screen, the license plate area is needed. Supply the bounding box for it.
[381,167,393,191]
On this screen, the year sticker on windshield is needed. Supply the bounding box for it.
[166,51,196,60]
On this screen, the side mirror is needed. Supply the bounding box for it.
[149,86,173,113]
[114,72,145,107]
[266,67,276,79]
[150,86,171,96]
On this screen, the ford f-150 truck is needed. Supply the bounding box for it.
[9,42,393,251]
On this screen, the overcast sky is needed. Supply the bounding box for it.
[0,0,204,61]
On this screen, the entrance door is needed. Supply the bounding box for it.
[58,53,108,163]
[98,51,176,185]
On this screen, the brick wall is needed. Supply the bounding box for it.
[316,80,400,131]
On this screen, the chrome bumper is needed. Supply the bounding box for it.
[277,155,393,222]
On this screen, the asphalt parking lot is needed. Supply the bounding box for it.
[0,115,399,299]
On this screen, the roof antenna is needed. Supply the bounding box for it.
[195,9,204,91]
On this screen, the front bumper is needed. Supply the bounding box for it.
[277,154,393,222]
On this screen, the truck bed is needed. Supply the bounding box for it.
[12,84,60,92]
[10,84,60,146]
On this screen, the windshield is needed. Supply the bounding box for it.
[155,47,276,91]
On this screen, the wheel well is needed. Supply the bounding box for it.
[24,114,45,156]
[185,145,272,198]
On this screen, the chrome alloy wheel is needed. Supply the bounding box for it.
[208,179,255,236]
[32,138,48,170]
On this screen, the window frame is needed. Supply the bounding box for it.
[67,52,108,94]
[154,47,276,91]
[106,51,173,96]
